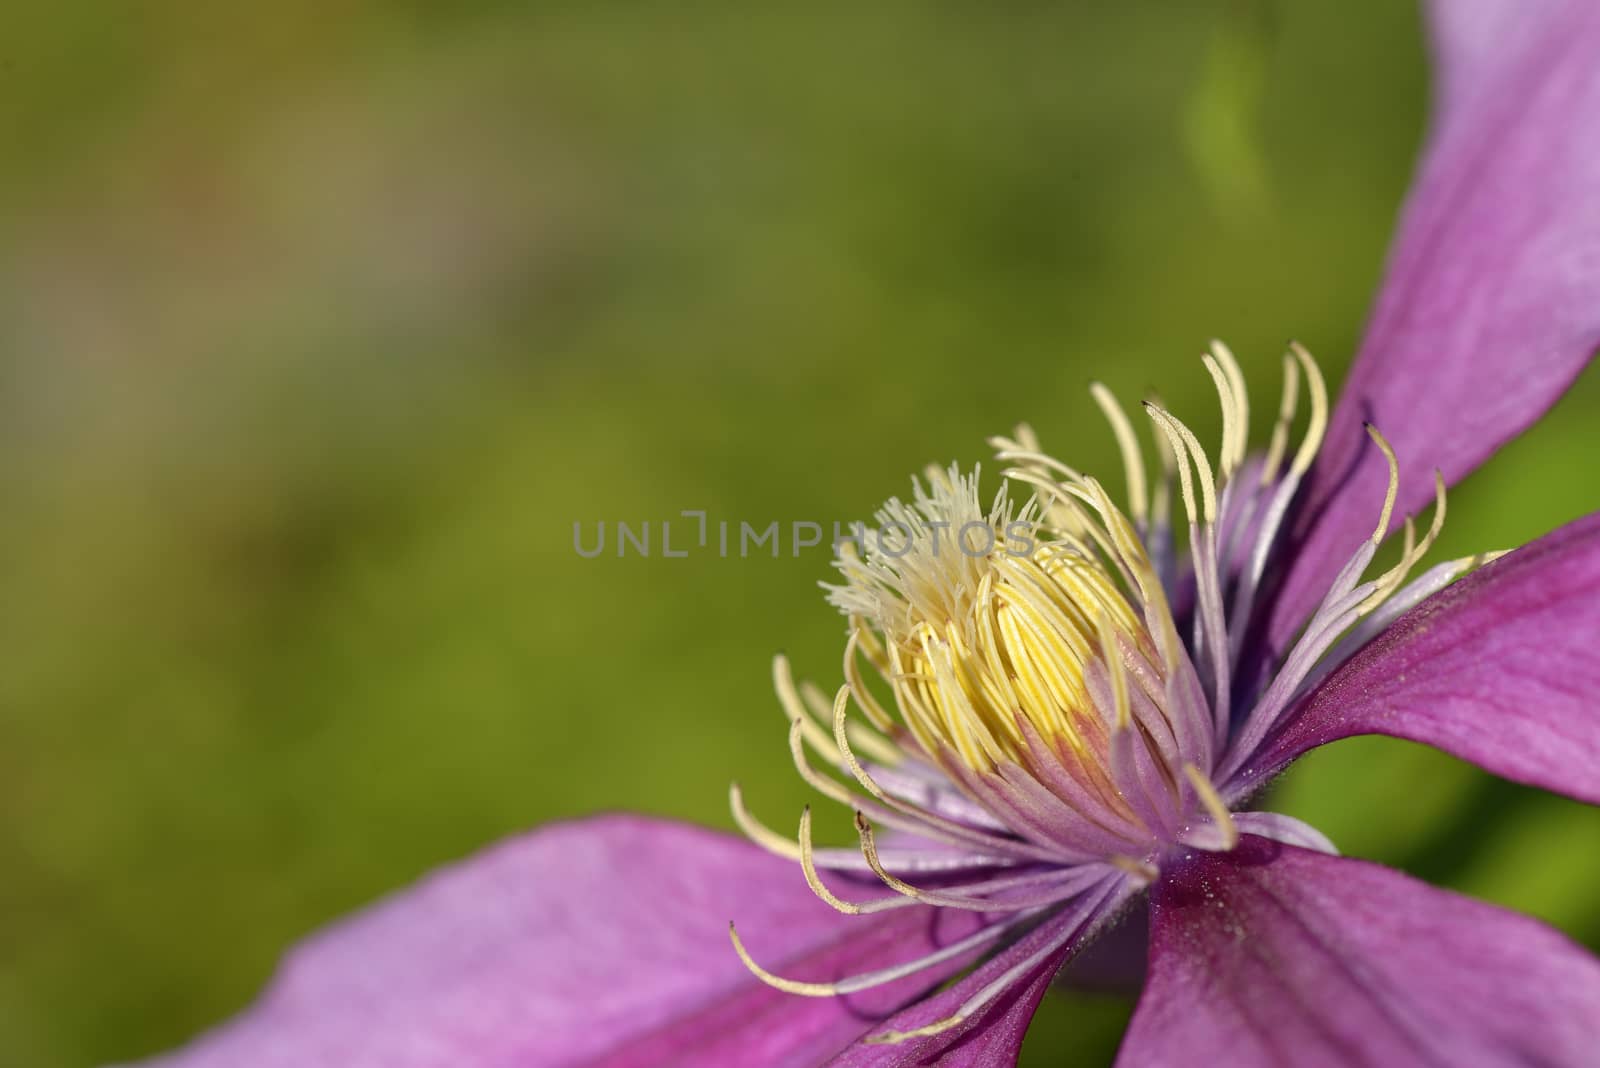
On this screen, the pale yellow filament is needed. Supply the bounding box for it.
[1183,764,1238,850]
[1262,352,1301,484]
[1090,382,1149,525]
[1288,342,1329,476]
[1365,424,1400,545]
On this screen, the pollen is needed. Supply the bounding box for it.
[817,342,1342,821]
[827,465,1175,789]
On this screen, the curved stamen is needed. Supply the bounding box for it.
[1304,547,1505,695]
[852,813,1105,911]
[1144,402,1231,730]
[1144,404,1218,524]
[1286,341,1329,476]
[831,684,1025,836]
[1230,448,1447,767]
[843,627,899,734]
[1182,764,1238,850]
[1143,405,1198,529]
[1106,854,1158,884]
[801,671,901,767]
[1210,339,1251,477]
[1096,613,1133,732]
[1146,395,1178,546]
[1066,477,1187,683]
[988,442,1088,487]
[1223,543,1381,773]
[861,760,1013,833]
[1261,351,1300,485]
[801,808,1045,916]
[787,717,1059,862]
[1362,470,1447,612]
[729,908,1035,998]
[1227,343,1329,662]
[799,806,889,915]
[733,780,1023,874]
[801,705,1070,861]
[1364,424,1401,545]
[1201,350,1242,480]
[775,654,844,765]
[729,782,807,862]
[864,879,1125,1044]
[1001,468,1140,594]
[1203,343,1259,587]
[1089,382,1149,526]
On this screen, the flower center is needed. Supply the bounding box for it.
[827,467,1156,776]
[808,341,1360,854]
[728,341,1491,1045]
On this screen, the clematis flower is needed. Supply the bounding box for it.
[139,2,1600,1067]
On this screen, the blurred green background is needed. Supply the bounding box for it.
[3,2,1599,1065]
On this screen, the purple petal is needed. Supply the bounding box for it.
[135,815,990,1068]
[1117,836,1600,1067]
[1234,511,1600,804]
[1264,0,1600,656]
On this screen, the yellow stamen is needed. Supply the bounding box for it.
[729,921,842,996]
[1076,476,1185,670]
[1109,854,1160,883]
[1364,470,1449,612]
[843,628,898,734]
[1097,613,1132,731]
[1145,405,1198,527]
[1262,351,1301,484]
[1201,354,1239,478]
[775,654,844,764]
[1365,423,1400,545]
[729,782,803,861]
[1210,339,1251,474]
[831,685,902,805]
[803,674,901,766]
[866,1014,969,1045]
[829,464,1166,774]
[1288,342,1329,477]
[1003,468,1128,580]
[1014,422,1043,453]
[1147,393,1177,531]
[1183,764,1238,850]
[854,811,927,899]
[787,717,861,809]
[1090,383,1149,525]
[799,806,866,914]
[1145,404,1217,524]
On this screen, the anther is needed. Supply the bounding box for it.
[729,922,843,996]
[799,806,870,914]
[1262,351,1300,484]
[1364,423,1400,545]
[1109,854,1160,883]
[1091,382,1149,525]
[1183,764,1238,850]
[1144,404,1217,524]
[1288,342,1328,476]
[729,782,804,861]
[775,654,844,764]
[1209,339,1251,472]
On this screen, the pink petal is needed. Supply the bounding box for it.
[135,815,988,1068]
[1117,836,1600,1067]
[1265,0,1600,658]
[1237,511,1600,804]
